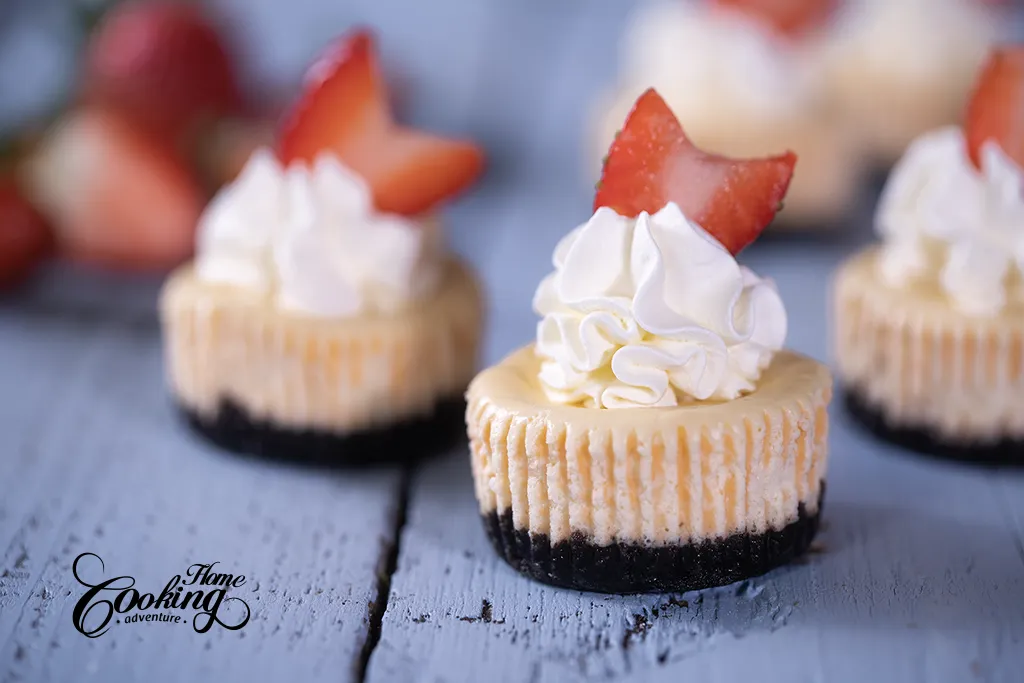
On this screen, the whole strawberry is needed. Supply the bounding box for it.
[83,1,243,141]
[20,107,205,271]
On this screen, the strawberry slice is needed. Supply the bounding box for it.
[0,177,53,291]
[594,89,795,255]
[709,0,836,37]
[964,46,1024,170]
[20,108,204,271]
[277,28,484,215]
[84,1,244,141]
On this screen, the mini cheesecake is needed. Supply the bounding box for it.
[163,256,483,465]
[835,249,1024,462]
[833,47,1024,464]
[468,347,830,593]
[161,28,486,465]
[818,0,1000,166]
[469,88,833,593]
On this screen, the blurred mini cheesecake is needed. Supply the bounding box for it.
[161,28,486,465]
[590,0,868,230]
[833,47,1024,464]
[471,89,833,594]
[819,0,1002,167]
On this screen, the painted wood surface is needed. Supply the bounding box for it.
[0,274,406,682]
[2,1,1024,682]
[370,235,1024,683]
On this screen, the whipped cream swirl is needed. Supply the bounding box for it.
[876,127,1024,316]
[533,203,787,409]
[195,149,443,317]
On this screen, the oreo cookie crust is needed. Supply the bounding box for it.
[179,396,466,467]
[843,390,1024,467]
[482,485,824,594]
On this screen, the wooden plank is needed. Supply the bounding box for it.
[365,2,1024,672]
[0,275,403,683]
[366,421,1024,683]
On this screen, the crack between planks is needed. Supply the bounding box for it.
[355,463,414,683]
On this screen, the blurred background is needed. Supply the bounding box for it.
[1,0,1022,353]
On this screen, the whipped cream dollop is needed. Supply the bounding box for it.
[618,0,816,120]
[195,149,443,317]
[533,204,787,409]
[876,127,1024,317]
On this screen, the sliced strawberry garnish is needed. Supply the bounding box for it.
[709,0,836,37]
[277,28,484,215]
[594,88,795,255]
[278,30,387,165]
[346,130,485,216]
[84,1,243,141]
[0,177,53,291]
[964,46,1024,170]
[20,108,204,271]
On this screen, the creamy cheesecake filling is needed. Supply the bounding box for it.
[467,346,831,545]
[835,249,1024,440]
[162,257,483,433]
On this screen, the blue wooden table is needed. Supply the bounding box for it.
[1,1,1023,681]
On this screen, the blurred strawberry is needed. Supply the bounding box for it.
[278,28,485,215]
[709,0,837,37]
[19,107,204,271]
[192,115,276,192]
[964,46,1024,170]
[0,176,54,291]
[83,1,243,141]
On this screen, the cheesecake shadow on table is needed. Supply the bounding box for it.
[407,448,1024,633]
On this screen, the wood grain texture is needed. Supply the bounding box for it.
[0,281,404,683]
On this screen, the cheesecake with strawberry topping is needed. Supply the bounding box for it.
[160,28,485,465]
[834,46,1024,464]
[819,0,1002,166]
[590,0,866,229]
[468,89,832,593]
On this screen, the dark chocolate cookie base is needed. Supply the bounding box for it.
[843,389,1024,467]
[178,395,466,468]
[482,485,824,594]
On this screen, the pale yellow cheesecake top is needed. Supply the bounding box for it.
[468,345,832,431]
